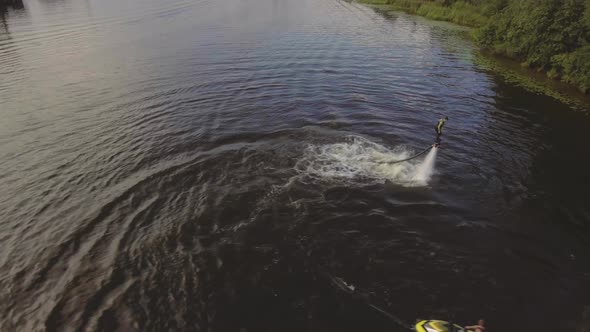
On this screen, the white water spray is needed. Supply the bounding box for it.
[294,136,438,187]
[411,146,437,185]
[235,138,439,234]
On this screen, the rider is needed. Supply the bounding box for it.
[434,116,448,145]
[435,116,448,136]
[465,319,486,332]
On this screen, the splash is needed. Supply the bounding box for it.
[411,146,437,185]
[294,136,436,187]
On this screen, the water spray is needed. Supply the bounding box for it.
[412,145,438,185]
[295,137,440,187]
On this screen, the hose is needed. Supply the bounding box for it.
[323,270,413,331]
[379,144,435,165]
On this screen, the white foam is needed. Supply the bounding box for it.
[412,146,437,185]
[294,136,435,187]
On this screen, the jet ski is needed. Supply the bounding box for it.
[415,320,474,332]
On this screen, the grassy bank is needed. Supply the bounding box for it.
[358,0,590,94]
[358,0,490,27]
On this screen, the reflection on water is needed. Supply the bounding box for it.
[0,0,24,37]
[0,0,24,11]
[0,0,589,331]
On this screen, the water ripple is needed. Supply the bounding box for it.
[0,0,589,330]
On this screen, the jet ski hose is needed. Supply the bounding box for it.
[322,269,413,330]
[380,144,435,165]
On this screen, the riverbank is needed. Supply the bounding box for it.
[358,0,590,95]
[358,0,488,28]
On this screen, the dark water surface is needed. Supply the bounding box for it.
[1,0,590,331]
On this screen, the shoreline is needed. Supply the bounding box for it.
[357,0,488,28]
[358,0,590,111]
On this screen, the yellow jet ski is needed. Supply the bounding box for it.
[415,320,475,332]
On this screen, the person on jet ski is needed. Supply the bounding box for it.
[465,319,485,332]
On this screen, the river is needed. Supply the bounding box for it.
[1,0,589,331]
